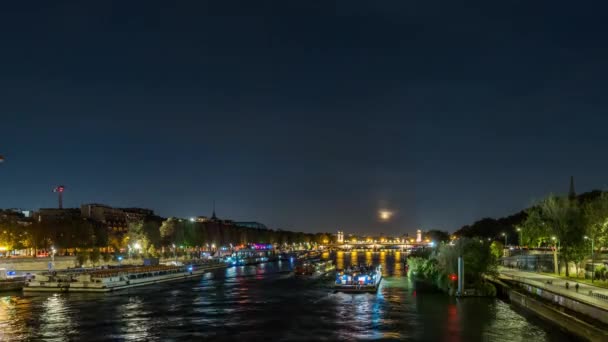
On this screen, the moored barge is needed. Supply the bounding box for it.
[23,262,226,293]
[0,268,27,292]
[294,260,335,280]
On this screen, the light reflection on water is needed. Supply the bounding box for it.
[0,252,577,341]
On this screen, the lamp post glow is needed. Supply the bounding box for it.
[516,227,522,247]
[551,236,559,275]
[51,246,56,269]
[501,232,507,246]
[585,235,595,282]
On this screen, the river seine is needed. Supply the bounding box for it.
[0,251,577,341]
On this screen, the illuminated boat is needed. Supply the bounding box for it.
[23,261,226,293]
[334,265,382,293]
[294,260,335,280]
[0,268,26,292]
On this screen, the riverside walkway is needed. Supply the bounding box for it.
[499,267,608,311]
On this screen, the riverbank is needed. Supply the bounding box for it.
[491,269,608,341]
[0,256,193,272]
[509,289,608,341]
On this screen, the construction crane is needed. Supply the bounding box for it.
[53,185,65,209]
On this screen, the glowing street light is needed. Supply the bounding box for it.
[190,217,195,222]
[551,236,559,275]
[51,246,56,269]
[585,235,596,282]
[501,232,507,246]
[516,227,523,247]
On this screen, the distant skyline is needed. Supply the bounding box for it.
[2,2,608,235]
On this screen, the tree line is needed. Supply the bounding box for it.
[0,213,333,256]
[454,189,608,277]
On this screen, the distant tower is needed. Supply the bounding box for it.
[416,229,422,243]
[568,176,576,200]
[211,200,217,220]
[53,185,65,209]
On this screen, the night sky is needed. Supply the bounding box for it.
[2,1,608,236]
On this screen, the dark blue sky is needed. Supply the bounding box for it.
[1,1,608,235]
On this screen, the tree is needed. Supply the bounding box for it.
[76,250,89,267]
[127,222,145,247]
[90,248,101,266]
[102,252,112,263]
[426,230,450,244]
[517,207,550,248]
[147,245,158,258]
[584,193,608,256]
[160,218,178,245]
[143,220,162,247]
[490,241,504,259]
[570,245,587,278]
[537,195,585,277]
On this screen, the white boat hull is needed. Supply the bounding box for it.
[24,264,226,293]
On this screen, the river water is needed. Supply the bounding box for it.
[0,251,577,341]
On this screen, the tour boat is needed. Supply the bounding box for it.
[334,265,382,293]
[0,268,27,292]
[23,262,226,293]
[294,260,335,280]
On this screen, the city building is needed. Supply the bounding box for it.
[336,230,344,244]
[0,209,33,225]
[120,207,156,222]
[194,216,209,222]
[81,204,128,233]
[34,208,81,222]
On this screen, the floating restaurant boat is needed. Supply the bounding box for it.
[0,268,27,292]
[294,260,335,280]
[334,265,382,293]
[23,261,226,293]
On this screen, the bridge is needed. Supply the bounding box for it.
[319,240,433,250]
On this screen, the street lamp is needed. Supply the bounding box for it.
[172,243,177,263]
[501,232,507,246]
[516,227,522,247]
[51,246,56,269]
[584,235,595,282]
[551,236,559,275]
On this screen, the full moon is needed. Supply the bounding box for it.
[379,210,393,221]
